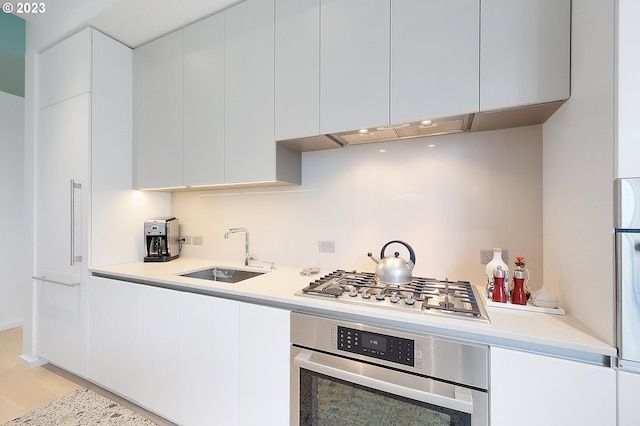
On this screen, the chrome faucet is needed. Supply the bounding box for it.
[224,228,257,266]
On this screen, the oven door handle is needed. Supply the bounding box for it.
[293,350,473,414]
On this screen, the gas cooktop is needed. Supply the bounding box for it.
[297,270,490,323]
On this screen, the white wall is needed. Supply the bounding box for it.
[0,91,25,330]
[173,126,543,289]
[543,0,615,345]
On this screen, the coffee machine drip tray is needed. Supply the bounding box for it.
[144,217,180,262]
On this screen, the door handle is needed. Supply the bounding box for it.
[33,275,80,287]
[70,179,82,265]
[293,350,473,414]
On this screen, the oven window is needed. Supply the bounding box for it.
[299,369,471,426]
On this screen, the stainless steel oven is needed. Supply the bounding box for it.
[290,312,488,425]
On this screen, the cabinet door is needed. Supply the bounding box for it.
[490,347,615,426]
[136,284,182,423]
[183,14,225,186]
[183,293,239,426]
[480,0,570,111]
[391,0,479,123]
[238,304,290,426]
[38,28,91,108]
[618,370,640,426]
[225,0,276,183]
[133,31,183,189]
[275,0,320,141]
[36,271,87,377]
[37,94,90,274]
[320,0,390,134]
[87,276,139,397]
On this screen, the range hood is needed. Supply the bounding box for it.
[334,115,470,145]
[277,100,566,152]
[278,115,470,152]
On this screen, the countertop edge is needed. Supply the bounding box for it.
[89,259,617,365]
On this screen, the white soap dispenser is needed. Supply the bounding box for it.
[485,248,509,299]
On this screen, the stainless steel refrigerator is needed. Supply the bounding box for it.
[615,177,640,372]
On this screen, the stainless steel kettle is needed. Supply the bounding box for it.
[367,240,416,285]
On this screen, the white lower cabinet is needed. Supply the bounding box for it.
[490,347,616,426]
[238,303,291,426]
[88,277,181,423]
[87,276,138,400]
[182,292,240,426]
[88,276,290,425]
[137,284,183,422]
[618,370,640,426]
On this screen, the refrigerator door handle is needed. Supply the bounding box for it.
[70,179,83,265]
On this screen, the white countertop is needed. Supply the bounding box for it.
[91,257,616,363]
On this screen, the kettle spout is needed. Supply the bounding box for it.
[367,252,381,264]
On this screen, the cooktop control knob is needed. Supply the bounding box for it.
[361,289,371,299]
[404,293,416,305]
[375,290,387,301]
[347,285,358,297]
[390,292,401,304]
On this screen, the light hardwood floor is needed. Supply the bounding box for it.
[0,327,174,425]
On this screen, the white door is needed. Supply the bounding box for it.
[36,94,90,274]
[320,0,390,134]
[225,0,276,183]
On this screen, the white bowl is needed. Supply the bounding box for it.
[531,288,559,309]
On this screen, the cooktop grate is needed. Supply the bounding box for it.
[298,270,489,322]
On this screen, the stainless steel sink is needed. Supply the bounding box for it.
[180,267,265,283]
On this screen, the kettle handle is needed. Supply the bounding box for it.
[380,240,416,266]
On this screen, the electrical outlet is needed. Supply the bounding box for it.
[193,236,203,245]
[318,241,335,253]
[181,236,192,245]
[480,249,508,264]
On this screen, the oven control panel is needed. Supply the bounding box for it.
[333,325,419,367]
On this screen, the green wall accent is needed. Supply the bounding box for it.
[0,13,25,97]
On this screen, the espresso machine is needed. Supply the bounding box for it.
[144,217,179,262]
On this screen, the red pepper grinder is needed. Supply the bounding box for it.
[492,266,507,303]
[511,267,527,305]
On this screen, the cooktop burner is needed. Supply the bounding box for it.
[297,270,489,322]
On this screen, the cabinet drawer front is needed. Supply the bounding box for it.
[35,270,87,376]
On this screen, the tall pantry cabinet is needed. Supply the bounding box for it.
[35,28,159,376]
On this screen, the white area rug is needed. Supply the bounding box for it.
[2,388,157,425]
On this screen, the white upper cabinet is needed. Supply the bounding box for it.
[480,0,570,111]
[38,28,91,108]
[225,0,278,183]
[320,0,390,134]
[133,30,183,189]
[391,0,479,123]
[133,0,301,189]
[275,0,320,141]
[183,14,225,186]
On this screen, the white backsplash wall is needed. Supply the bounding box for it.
[172,125,542,288]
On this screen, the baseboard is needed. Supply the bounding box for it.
[0,320,23,332]
[18,353,48,369]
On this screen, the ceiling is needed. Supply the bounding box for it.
[21,0,244,49]
[88,0,245,47]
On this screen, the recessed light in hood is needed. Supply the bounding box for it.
[333,114,470,145]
